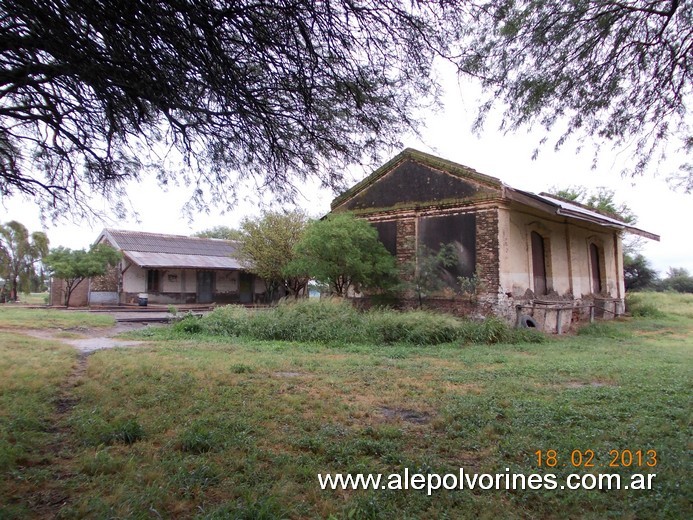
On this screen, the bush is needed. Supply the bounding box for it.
[365,309,461,345]
[247,298,363,344]
[508,328,548,344]
[176,300,546,347]
[458,317,512,345]
[626,293,666,318]
[172,314,203,334]
[200,305,250,336]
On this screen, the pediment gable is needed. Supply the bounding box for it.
[332,149,502,213]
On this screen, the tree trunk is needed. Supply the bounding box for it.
[10,275,18,301]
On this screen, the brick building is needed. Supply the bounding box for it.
[331,149,659,331]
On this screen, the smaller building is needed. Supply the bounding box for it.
[51,229,266,306]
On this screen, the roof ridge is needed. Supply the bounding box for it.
[331,148,502,210]
[105,228,234,243]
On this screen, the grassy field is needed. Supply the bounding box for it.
[0,294,690,519]
[0,306,115,330]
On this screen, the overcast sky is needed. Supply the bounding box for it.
[2,63,691,275]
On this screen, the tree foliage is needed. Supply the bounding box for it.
[237,211,311,299]
[44,244,120,307]
[623,253,659,291]
[288,213,397,296]
[662,267,693,293]
[193,226,242,241]
[0,0,453,217]
[402,243,459,307]
[459,0,692,188]
[548,185,637,224]
[0,220,48,300]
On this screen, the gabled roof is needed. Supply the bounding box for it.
[331,148,503,211]
[331,148,659,241]
[97,229,243,270]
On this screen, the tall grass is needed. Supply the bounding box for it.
[627,291,693,319]
[170,299,545,346]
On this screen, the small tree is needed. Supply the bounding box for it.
[288,213,397,296]
[236,211,311,300]
[402,243,458,307]
[0,221,49,301]
[44,244,121,307]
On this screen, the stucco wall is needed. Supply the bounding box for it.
[216,271,238,293]
[122,264,146,293]
[499,208,623,299]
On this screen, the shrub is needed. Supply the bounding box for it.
[458,317,514,345]
[200,305,250,336]
[626,293,665,318]
[171,299,546,346]
[365,309,461,345]
[172,314,203,334]
[247,298,363,344]
[509,328,548,344]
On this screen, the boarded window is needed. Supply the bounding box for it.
[531,231,547,296]
[147,270,160,292]
[418,214,476,287]
[590,243,603,294]
[372,221,397,256]
[197,271,215,303]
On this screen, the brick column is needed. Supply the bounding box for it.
[475,209,500,305]
[396,218,417,266]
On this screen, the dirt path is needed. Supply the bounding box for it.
[22,321,149,353]
[15,322,153,516]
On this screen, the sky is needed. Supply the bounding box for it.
[2,64,691,276]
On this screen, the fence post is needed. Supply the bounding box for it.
[515,305,522,328]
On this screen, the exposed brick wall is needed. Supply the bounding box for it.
[395,218,416,270]
[50,278,89,307]
[91,264,118,291]
[475,209,500,305]
[351,296,494,318]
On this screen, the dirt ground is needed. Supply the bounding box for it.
[22,321,153,354]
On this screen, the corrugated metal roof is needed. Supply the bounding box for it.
[124,251,243,270]
[506,189,660,241]
[96,229,247,270]
[103,229,238,256]
[534,193,629,226]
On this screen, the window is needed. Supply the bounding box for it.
[589,242,603,294]
[147,270,160,292]
[531,231,548,295]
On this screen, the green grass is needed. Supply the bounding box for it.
[0,332,76,517]
[166,298,546,346]
[0,306,115,329]
[16,292,49,305]
[0,294,690,518]
[627,291,693,319]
